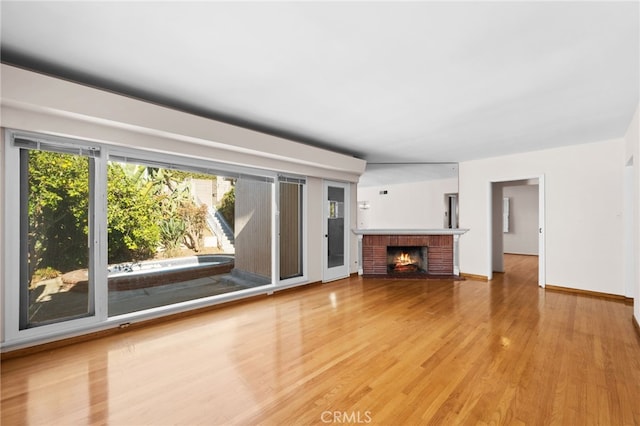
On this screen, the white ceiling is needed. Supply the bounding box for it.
[1,1,638,164]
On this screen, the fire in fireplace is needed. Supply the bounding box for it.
[387,246,428,274]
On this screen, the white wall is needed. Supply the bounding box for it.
[624,104,639,322]
[459,138,626,295]
[503,184,539,255]
[357,178,458,229]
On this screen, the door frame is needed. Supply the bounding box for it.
[487,174,546,287]
[322,180,350,282]
[624,162,635,298]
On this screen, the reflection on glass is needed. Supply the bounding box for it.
[21,149,91,328]
[105,161,271,316]
[327,186,345,268]
[106,162,243,315]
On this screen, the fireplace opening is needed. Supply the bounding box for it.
[387,246,428,274]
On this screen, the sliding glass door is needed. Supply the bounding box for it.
[18,143,96,328]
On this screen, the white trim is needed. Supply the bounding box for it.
[107,145,278,182]
[453,234,461,276]
[3,129,21,341]
[352,228,469,235]
[94,151,109,321]
[623,164,635,298]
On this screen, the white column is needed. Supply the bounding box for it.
[453,234,460,276]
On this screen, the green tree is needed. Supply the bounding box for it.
[107,164,161,263]
[27,150,90,276]
[218,185,235,230]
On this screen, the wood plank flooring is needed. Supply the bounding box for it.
[2,255,639,425]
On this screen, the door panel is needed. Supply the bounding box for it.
[323,181,349,282]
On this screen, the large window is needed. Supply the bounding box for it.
[5,131,305,340]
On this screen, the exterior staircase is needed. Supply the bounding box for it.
[206,207,235,254]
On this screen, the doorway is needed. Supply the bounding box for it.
[489,176,545,287]
[444,193,458,229]
[322,180,350,282]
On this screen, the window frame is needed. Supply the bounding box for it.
[276,175,308,285]
[4,130,105,343]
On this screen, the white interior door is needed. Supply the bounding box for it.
[538,175,546,287]
[323,180,350,282]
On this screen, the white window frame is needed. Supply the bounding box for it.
[3,130,106,345]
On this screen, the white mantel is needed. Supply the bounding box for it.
[352,228,469,236]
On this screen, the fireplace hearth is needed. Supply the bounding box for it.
[387,246,428,274]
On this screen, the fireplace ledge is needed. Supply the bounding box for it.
[352,228,469,236]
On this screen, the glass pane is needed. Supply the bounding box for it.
[327,186,345,268]
[279,181,303,280]
[21,149,92,328]
[106,162,272,316]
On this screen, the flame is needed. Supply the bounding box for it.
[396,252,413,266]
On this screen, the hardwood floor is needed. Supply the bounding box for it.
[2,254,639,425]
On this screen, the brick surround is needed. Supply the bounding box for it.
[362,234,454,276]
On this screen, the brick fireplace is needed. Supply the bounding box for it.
[353,229,468,278]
